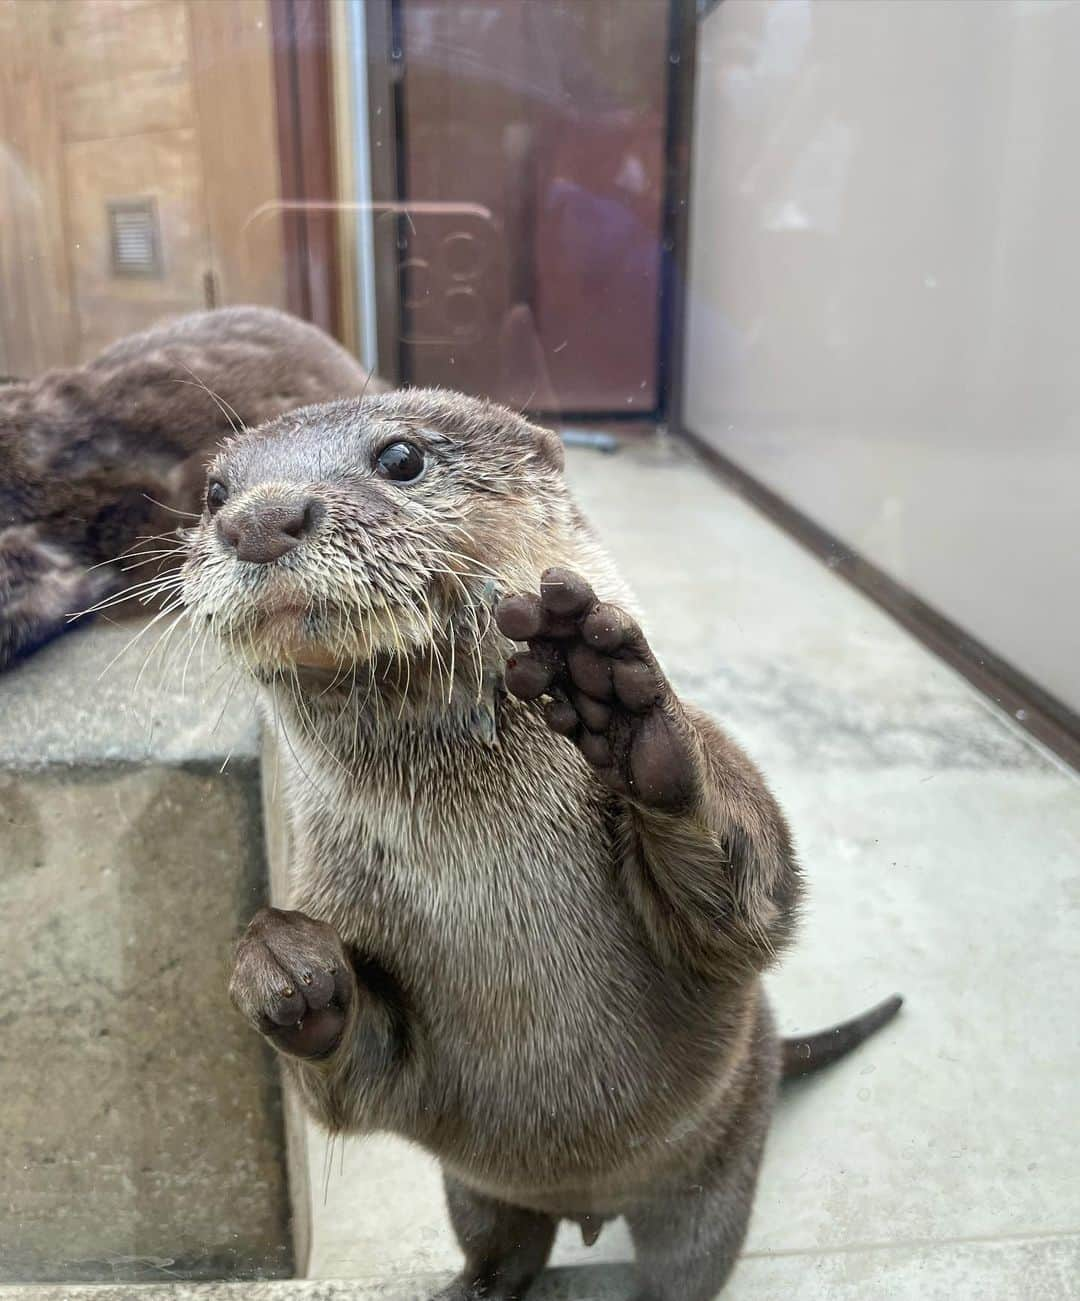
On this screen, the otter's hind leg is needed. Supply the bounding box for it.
[624,1126,769,1301]
[431,1173,556,1301]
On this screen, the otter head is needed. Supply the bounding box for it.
[181,389,571,678]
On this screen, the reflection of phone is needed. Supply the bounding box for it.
[387,203,502,347]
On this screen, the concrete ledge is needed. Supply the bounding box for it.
[1,624,291,1282]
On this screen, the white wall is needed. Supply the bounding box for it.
[685,0,1080,714]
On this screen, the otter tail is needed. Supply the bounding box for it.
[781,994,903,1080]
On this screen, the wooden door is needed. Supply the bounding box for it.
[395,0,671,415]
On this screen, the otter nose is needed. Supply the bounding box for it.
[217,496,323,565]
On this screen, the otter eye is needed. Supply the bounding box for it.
[206,479,229,514]
[375,441,426,483]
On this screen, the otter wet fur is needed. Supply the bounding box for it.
[0,305,384,671]
[177,389,902,1300]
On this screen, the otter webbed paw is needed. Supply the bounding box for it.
[495,568,700,812]
[230,907,354,1059]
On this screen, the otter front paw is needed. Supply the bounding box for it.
[495,568,700,811]
[229,907,354,1059]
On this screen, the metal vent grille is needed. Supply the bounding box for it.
[107,198,163,278]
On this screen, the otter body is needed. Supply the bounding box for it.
[0,306,382,669]
[181,390,899,1299]
[285,699,774,1203]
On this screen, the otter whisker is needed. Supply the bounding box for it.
[76,568,182,606]
[134,603,193,694]
[191,620,216,699]
[141,492,200,519]
[381,603,413,719]
[68,572,182,616]
[120,549,187,572]
[465,603,488,705]
[68,571,183,620]
[444,610,458,708]
[357,364,377,407]
[269,674,334,804]
[364,610,387,732]
[148,615,201,729]
[347,609,377,717]
[424,565,500,586]
[395,591,439,712]
[211,667,244,735]
[288,667,353,778]
[425,611,451,709]
[180,616,206,698]
[267,681,282,805]
[218,676,259,772]
[171,368,246,437]
[83,537,184,573]
[132,530,190,547]
[426,544,505,583]
[96,598,186,681]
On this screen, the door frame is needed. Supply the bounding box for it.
[657,0,700,432]
[270,0,342,339]
[379,0,698,422]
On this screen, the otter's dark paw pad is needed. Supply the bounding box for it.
[229,907,354,1059]
[496,568,698,811]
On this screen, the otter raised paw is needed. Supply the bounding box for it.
[496,567,700,812]
[229,907,354,1059]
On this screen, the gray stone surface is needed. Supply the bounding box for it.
[0,624,288,1282]
[0,621,259,771]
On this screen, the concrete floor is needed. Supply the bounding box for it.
[296,437,1080,1296]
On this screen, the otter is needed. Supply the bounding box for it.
[180,389,902,1300]
[0,306,384,670]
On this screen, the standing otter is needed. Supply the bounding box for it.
[181,389,901,1300]
[0,306,384,670]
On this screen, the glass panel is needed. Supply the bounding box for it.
[1,1,1075,1295]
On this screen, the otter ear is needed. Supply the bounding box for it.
[523,419,565,473]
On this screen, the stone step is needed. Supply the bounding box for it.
[0,622,291,1283]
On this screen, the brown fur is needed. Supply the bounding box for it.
[179,389,900,1299]
[0,306,384,669]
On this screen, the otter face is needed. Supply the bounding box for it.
[180,389,566,674]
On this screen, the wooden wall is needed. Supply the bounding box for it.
[0,1,75,376]
[0,0,286,376]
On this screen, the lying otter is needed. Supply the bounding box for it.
[0,306,383,670]
[180,389,901,1299]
